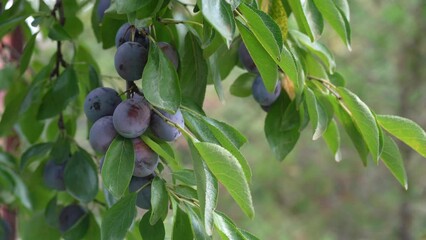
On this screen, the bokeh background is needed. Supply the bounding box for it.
[15,0,426,239]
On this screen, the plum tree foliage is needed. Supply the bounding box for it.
[0,0,426,239]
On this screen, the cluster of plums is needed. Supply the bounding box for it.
[238,43,282,111]
[84,23,183,209]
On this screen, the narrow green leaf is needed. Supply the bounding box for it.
[291,30,336,73]
[322,119,342,162]
[64,150,99,203]
[48,23,72,41]
[102,137,134,199]
[208,53,225,102]
[237,20,278,92]
[201,0,235,44]
[150,177,169,225]
[82,213,101,240]
[287,0,323,41]
[184,203,209,240]
[213,211,245,240]
[172,206,194,240]
[139,211,165,240]
[0,82,27,135]
[116,0,151,14]
[313,0,351,49]
[305,88,329,140]
[37,67,79,120]
[195,142,254,218]
[141,135,180,170]
[239,229,260,240]
[337,87,380,162]
[238,3,282,58]
[381,134,408,189]
[188,141,217,236]
[44,196,60,228]
[230,72,257,97]
[265,95,300,161]
[19,33,37,75]
[277,45,303,101]
[20,142,53,171]
[180,32,208,107]
[172,169,196,186]
[0,167,32,209]
[377,115,426,158]
[101,193,137,240]
[142,39,181,113]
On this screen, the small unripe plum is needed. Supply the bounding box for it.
[252,75,281,106]
[96,0,110,21]
[150,109,184,142]
[115,23,149,49]
[112,98,151,138]
[43,159,67,191]
[59,204,86,233]
[84,87,121,122]
[114,42,148,81]
[129,176,153,209]
[89,116,117,154]
[157,42,179,69]
[238,43,258,73]
[132,138,159,177]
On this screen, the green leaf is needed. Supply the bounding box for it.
[184,203,209,240]
[277,45,303,101]
[381,134,408,189]
[208,53,225,102]
[313,0,351,49]
[101,17,126,49]
[287,0,323,41]
[48,23,72,41]
[230,72,257,97]
[237,20,278,92]
[44,196,60,228]
[201,0,235,44]
[305,88,329,140]
[150,177,169,225]
[19,33,37,75]
[102,137,134,199]
[238,3,282,58]
[291,30,336,73]
[377,115,426,158]
[337,87,380,162]
[101,193,137,240]
[322,119,342,162]
[172,169,196,186]
[0,167,32,209]
[20,142,53,171]
[64,150,99,203]
[139,211,165,240]
[172,205,194,240]
[0,82,27,136]
[265,95,300,161]
[213,211,245,240]
[194,142,254,218]
[239,229,260,240]
[141,136,179,170]
[19,212,61,240]
[116,0,151,14]
[82,213,101,240]
[179,32,208,107]
[142,39,181,113]
[37,67,79,120]
[188,141,217,236]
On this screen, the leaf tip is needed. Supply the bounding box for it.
[335,151,342,162]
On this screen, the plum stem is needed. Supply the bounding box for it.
[307,75,342,100]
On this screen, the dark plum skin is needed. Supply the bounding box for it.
[132,138,159,177]
[114,42,148,81]
[150,109,184,141]
[252,75,281,107]
[158,42,179,69]
[96,0,110,21]
[129,176,153,209]
[84,87,121,122]
[59,204,86,233]
[89,116,117,154]
[115,23,149,49]
[238,43,258,73]
[0,217,11,240]
[43,159,67,191]
[112,98,151,138]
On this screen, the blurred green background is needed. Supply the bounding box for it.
[39,0,426,239]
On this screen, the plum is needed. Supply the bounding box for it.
[252,75,281,106]
[150,109,184,141]
[129,176,153,209]
[132,138,159,177]
[84,87,121,122]
[114,42,148,81]
[158,42,179,69]
[112,98,151,138]
[238,43,258,73]
[96,0,110,21]
[89,116,117,154]
[115,23,149,49]
[43,159,67,191]
[59,204,86,233]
